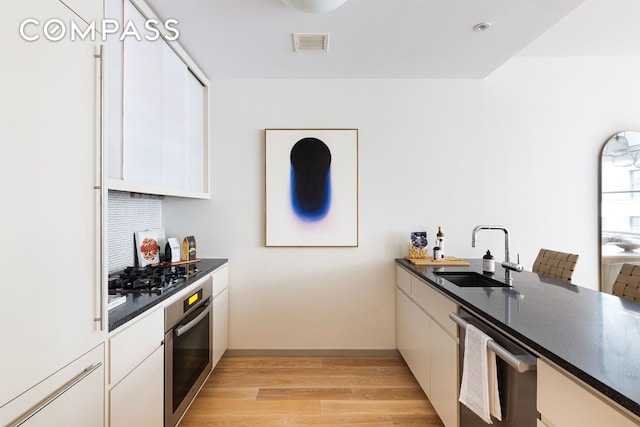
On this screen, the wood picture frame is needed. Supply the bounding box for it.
[265,128,359,247]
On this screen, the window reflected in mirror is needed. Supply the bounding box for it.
[601,131,640,293]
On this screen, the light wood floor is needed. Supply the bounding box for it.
[179,354,444,427]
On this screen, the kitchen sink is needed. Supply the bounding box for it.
[434,271,510,288]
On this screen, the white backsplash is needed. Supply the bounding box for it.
[108,191,162,273]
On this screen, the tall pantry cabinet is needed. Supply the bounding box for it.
[0,0,106,425]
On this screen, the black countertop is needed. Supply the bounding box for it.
[396,258,640,418]
[108,258,228,332]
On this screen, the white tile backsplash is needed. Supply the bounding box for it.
[108,191,162,273]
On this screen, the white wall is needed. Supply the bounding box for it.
[163,56,640,350]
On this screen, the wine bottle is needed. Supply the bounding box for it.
[437,226,444,250]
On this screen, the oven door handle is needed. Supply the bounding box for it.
[174,298,212,337]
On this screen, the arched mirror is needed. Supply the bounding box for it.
[600,131,640,293]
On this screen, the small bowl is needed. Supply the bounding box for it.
[614,240,640,252]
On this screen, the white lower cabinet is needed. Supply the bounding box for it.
[107,307,164,426]
[109,346,164,427]
[410,301,431,397]
[2,344,104,427]
[396,266,459,427]
[396,289,412,367]
[430,321,459,427]
[213,288,229,366]
[212,265,230,367]
[396,289,430,396]
[537,359,640,427]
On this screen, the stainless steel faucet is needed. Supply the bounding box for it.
[471,225,523,280]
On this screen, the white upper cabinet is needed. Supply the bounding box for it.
[185,69,206,193]
[161,41,187,189]
[107,0,210,198]
[122,0,163,187]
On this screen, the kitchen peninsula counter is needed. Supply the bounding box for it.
[396,258,640,419]
[108,258,228,331]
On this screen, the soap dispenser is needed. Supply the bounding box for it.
[483,250,495,274]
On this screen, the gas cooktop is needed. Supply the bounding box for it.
[108,263,199,294]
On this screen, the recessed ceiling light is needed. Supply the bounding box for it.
[473,22,492,32]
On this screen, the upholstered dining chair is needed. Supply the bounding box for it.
[611,263,640,302]
[532,249,579,284]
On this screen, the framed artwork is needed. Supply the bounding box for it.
[265,128,359,247]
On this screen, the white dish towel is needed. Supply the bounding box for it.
[459,324,502,424]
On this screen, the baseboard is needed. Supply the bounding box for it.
[223,349,401,358]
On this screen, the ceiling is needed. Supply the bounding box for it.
[144,0,639,79]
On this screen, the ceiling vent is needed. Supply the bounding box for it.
[293,33,329,52]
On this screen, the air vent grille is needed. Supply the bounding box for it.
[293,33,329,52]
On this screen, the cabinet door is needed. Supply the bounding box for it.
[430,324,459,427]
[537,359,639,427]
[185,69,205,193]
[105,0,124,180]
[109,307,164,385]
[0,0,104,407]
[122,0,163,186]
[110,346,164,427]
[396,289,412,363]
[161,41,187,189]
[411,303,431,398]
[213,288,229,367]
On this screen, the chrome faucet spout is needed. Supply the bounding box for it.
[471,225,522,280]
[471,225,510,261]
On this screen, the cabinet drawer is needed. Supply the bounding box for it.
[537,359,639,427]
[0,344,104,427]
[109,306,163,385]
[213,265,229,297]
[396,266,411,295]
[411,277,458,336]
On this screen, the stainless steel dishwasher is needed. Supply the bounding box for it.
[450,308,538,427]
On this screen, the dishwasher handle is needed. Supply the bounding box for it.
[449,312,537,373]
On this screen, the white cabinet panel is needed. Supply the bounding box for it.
[411,302,431,398]
[395,266,459,427]
[122,0,163,186]
[411,276,458,337]
[396,266,411,295]
[212,265,229,366]
[161,41,187,189]
[185,69,205,193]
[213,265,229,297]
[109,0,209,198]
[396,289,412,363]
[537,359,640,427]
[0,0,105,408]
[213,288,229,367]
[109,306,163,385]
[1,345,104,427]
[430,323,459,427]
[110,346,164,427]
[104,0,124,180]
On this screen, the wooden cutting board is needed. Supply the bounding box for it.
[405,256,470,266]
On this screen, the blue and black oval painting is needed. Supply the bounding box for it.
[290,137,332,221]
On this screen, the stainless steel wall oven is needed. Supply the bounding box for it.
[165,279,213,426]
